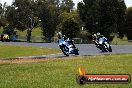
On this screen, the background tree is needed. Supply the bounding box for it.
[60,0,75,13]
[78,0,126,40]
[0,3,7,27]
[6,0,36,42]
[57,10,80,38]
[57,0,82,39]
[78,0,100,33]
[125,7,132,40]
[116,0,126,39]
[0,2,14,39]
[37,0,60,42]
[99,0,126,38]
[61,18,80,38]
[4,0,77,42]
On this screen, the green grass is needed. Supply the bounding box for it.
[0,54,132,88]
[112,36,132,45]
[0,44,60,58]
[16,27,42,37]
[16,28,43,42]
[0,27,42,36]
[0,27,4,34]
[0,27,43,42]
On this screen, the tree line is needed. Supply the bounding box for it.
[0,0,132,42]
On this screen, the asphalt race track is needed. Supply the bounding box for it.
[0,42,132,59]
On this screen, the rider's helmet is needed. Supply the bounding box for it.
[92,34,97,40]
[93,34,97,37]
[57,32,62,39]
[96,32,101,37]
[3,34,9,40]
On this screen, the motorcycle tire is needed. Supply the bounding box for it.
[60,46,69,56]
[104,44,112,52]
[108,46,112,52]
[100,44,107,52]
[74,49,79,55]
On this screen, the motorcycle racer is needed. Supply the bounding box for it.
[92,32,112,52]
[57,32,79,56]
[57,32,76,48]
[96,32,110,44]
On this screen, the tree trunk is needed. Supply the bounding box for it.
[27,29,32,42]
[45,35,52,43]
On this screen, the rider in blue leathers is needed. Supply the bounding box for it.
[57,32,76,48]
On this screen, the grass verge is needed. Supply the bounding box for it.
[112,36,132,45]
[15,27,42,37]
[0,54,131,88]
[0,44,60,58]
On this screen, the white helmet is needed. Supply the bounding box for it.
[97,32,100,36]
[57,32,62,36]
[93,34,97,37]
[57,32,62,38]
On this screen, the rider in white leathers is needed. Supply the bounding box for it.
[93,32,110,49]
[96,32,109,44]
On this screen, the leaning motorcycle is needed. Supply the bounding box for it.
[97,37,112,52]
[58,38,79,56]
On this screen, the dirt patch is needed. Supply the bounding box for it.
[0,58,51,64]
[0,55,91,64]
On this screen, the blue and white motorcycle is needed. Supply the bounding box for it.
[97,37,112,52]
[58,37,79,56]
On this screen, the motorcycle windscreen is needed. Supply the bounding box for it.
[98,38,104,44]
[58,38,65,45]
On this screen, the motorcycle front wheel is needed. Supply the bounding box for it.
[59,46,69,56]
[104,44,112,52]
[108,46,112,52]
[74,49,79,55]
